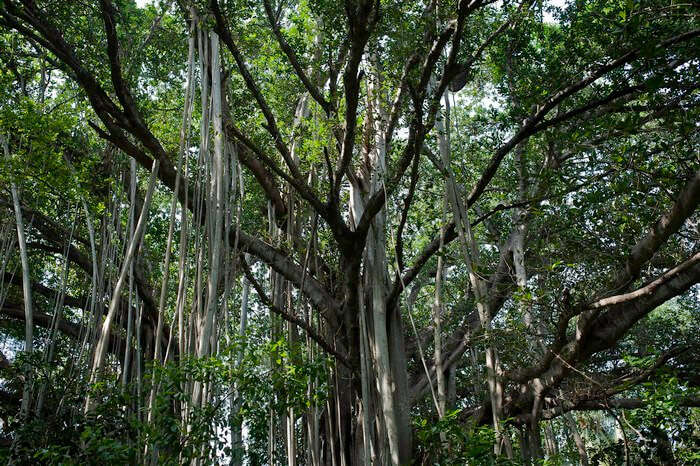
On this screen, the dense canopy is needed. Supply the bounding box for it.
[0,0,698,464]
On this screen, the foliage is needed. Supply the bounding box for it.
[414,410,519,465]
[1,331,328,465]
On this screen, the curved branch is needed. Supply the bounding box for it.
[240,259,350,368]
[262,0,331,115]
[210,0,303,182]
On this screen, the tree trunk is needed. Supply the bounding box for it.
[87,159,159,411]
[5,135,34,418]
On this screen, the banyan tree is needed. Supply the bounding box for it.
[0,0,698,464]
